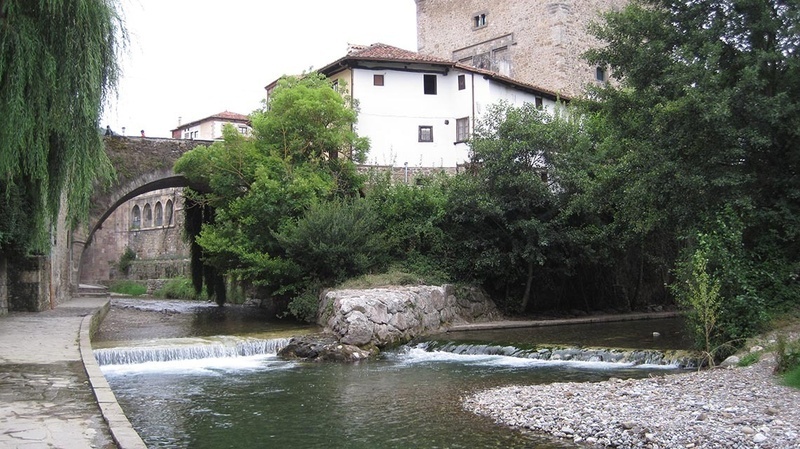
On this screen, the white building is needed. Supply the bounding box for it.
[266,43,566,168]
[170,111,252,140]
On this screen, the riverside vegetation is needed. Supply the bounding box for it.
[173,0,799,366]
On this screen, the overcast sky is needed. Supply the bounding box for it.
[102,0,418,137]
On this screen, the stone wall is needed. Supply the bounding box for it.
[319,285,500,348]
[80,187,189,285]
[415,0,627,97]
[7,255,50,312]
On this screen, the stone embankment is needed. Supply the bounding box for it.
[465,355,800,448]
[279,285,500,361]
[320,285,500,347]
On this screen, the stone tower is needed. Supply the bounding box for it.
[415,0,627,97]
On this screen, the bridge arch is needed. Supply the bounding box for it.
[69,137,212,291]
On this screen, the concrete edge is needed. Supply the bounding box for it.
[79,301,148,449]
[447,311,683,332]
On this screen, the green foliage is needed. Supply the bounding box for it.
[109,280,146,297]
[285,283,322,323]
[0,0,122,253]
[337,265,447,290]
[153,277,203,300]
[275,198,388,286]
[775,336,800,375]
[175,74,368,306]
[784,365,800,390]
[441,102,590,312]
[117,247,136,276]
[365,172,450,273]
[674,238,722,355]
[737,351,760,367]
[253,73,369,164]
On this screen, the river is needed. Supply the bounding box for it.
[93,298,692,449]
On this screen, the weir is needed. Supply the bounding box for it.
[412,341,699,368]
[94,336,291,366]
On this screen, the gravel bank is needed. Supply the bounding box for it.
[464,356,800,448]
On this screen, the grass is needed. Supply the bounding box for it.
[109,280,147,296]
[785,365,800,389]
[337,265,447,289]
[153,277,202,300]
[737,351,761,367]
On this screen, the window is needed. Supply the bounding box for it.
[418,126,433,142]
[238,126,249,135]
[535,97,544,109]
[331,79,340,92]
[473,13,487,29]
[373,74,384,86]
[143,204,152,227]
[456,117,470,142]
[155,202,163,227]
[165,200,174,226]
[596,67,606,82]
[423,74,437,95]
[131,205,141,229]
[458,74,466,91]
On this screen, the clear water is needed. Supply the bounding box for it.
[96,300,691,449]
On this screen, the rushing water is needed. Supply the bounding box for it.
[95,299,692,449]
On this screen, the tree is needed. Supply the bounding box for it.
[443,102,585,312]
[175,74,369,310]
[584,0,800,341]
[1,0,123,254]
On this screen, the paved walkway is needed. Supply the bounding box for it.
[0,297,145,449]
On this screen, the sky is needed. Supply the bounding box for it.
[102,0,418,138]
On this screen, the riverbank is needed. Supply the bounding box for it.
[465,350,800,448]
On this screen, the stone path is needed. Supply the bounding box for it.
[0,297,144,449]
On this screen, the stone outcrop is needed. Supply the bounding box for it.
[319,285,500,348]
[277,334,376,363]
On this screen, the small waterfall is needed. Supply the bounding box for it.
[414,341,699,368]
[95,336,292,366]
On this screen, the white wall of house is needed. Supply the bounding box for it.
[352,67,559,167]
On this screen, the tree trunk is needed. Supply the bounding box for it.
[520,261,534,313]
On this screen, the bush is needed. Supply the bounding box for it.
[154,277,202,300]
[276,198,389,285]
[784,365,800,389]
[117,247,136,275]
[775,336,800,374]
[109,280,146,296]
[285,284,321,323]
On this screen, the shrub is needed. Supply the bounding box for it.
[117,247,136,275]
[784,365,800,389]
[109,280,146,296]
[154,277,202,300]
[276,198,389,285]
[775,336,800,374]
[737,351,760,367]
[285,284,321,323]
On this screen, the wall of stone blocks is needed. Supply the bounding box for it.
[416,0,627,98]
[80,187,190,285]
[7,255,50,312]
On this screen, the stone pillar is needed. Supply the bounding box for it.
[0,255,8,316]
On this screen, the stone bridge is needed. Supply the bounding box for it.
[69,137,213,291]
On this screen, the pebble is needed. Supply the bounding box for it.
[463,355,800,448]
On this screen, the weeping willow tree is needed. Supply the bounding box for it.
[0,0,124,254]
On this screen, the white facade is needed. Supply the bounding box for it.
[351,67,558,167]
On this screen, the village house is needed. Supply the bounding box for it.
[266,43,566,168]
[170,110,252,140]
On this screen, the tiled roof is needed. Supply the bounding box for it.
[346,43,453,65]
[171,111,250,132]
[316,43,567,101]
